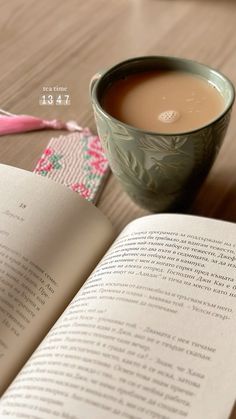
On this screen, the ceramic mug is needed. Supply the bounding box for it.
[90,56,235,212]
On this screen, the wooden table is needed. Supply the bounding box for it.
[1,0,236,235]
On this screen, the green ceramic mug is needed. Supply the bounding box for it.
[90,56,235,212]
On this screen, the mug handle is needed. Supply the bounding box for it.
[89,70,105,97]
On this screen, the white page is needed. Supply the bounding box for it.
[0,164,113,394]
[0,214,235,419]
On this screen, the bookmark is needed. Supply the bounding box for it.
[0,109,82,135]
[0,108,109,203]
[34,128,110,204]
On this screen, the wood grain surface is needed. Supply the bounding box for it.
[1,0,236,234]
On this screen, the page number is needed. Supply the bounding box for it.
[19,203,27,209]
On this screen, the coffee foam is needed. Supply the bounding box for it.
[158,110,180,123]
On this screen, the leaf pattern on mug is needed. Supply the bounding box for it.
[150,154,190,182]
[92,101,232,212]
[113,143,185,199]
[114,145,158,190]
[191,127,215,175]
[94,111,112,155]
[138,135,189,158]
[107,119,134,141]
[116,147,166,193]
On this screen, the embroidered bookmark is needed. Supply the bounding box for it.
[34,128,110,204]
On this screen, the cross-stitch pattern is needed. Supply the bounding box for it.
[34,128,110,204]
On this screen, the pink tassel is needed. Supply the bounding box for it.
[0,109,83,136]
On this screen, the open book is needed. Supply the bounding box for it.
[0,164,235,419]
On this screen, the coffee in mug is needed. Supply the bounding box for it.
[101,70,224,133]
[90,56,235,212]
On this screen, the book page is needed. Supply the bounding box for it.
[1,214,236,419]
[0,164,113,394]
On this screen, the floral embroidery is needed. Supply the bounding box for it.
[35,147,62,176]
[75,132,109,200]
[34,130,109,202]
[70,182,90,198]
[86,135,108,175]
